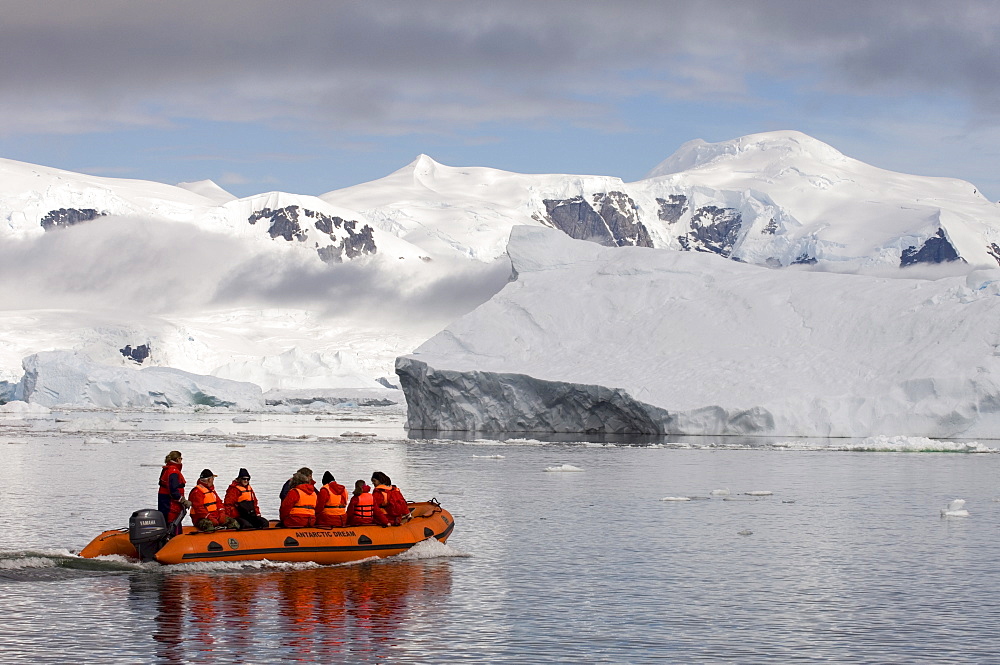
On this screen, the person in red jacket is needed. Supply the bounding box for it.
[346,480,388,527]
[224,467,269,529]
[370,471,410,526]
[189,469,239,532]
[158,451,190,533]
[280,472,317,528]
[316,471,349,527]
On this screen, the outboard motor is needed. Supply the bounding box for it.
[129,509,169,562]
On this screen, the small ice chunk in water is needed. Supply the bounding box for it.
[737,529,753,536]
[544,464,583,472]
[660,496,691,502]
[941,498,970,517]
[745,491,773,496]
[710,489,730,496]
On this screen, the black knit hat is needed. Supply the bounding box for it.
[199,468,216,479]
[237,468,251,479]
[322,471,334,485]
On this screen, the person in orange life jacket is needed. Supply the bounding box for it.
[316,471,349,528]
[346,480,388,527]
[370,471,410,526]
[280,471,318,528]
[158,451,191,534]
[224,468,269,530]
[279,467,313,502]
[189,469,240,532]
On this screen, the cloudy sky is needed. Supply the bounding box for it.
[2,0,999,200]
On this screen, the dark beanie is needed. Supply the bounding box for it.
[237,468,251,479]
[322,471,334,485]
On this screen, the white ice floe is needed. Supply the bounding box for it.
[745,491,773,496]
[660,496,691,502]
[472,454,505,459]
[845,435,997,453]
[544,464,583,472]
[710,488,731,496]
[0,401,50,416]
[941,499,970,517]
[82,437,111,444]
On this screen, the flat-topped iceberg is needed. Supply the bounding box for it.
[19,350,264,410]
[397,226,1000,437]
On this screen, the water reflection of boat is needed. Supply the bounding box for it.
[132,560,454,663]
[80,501,455,565]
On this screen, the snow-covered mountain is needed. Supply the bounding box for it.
[398,226,1000,438]
[0,157,428,264]
[324,131,1000,270]
[2,130,1000,413]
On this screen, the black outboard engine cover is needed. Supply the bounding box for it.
[129,509,169,562]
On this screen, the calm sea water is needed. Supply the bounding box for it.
[2,408,1000,663]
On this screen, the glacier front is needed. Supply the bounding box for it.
[19,350,265,410]
[397,226,1000,437]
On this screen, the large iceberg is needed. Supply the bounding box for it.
[19,350,264,410]
[397,226,1000,437]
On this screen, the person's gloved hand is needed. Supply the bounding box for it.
[181,499,192,509]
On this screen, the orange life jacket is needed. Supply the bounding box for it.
[290,488,317,516]
[158,463,185,496]
[320,482,347,515]
[352,492,374,522]
[373,484,392,508]
[192,484,220,513]
[234,485,257,504]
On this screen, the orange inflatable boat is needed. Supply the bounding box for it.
[79,501,455,565]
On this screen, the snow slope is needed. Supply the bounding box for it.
[397,226,1000,437]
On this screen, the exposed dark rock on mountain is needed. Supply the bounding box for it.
[900,228,963,267]
[540,191,653,248]
[655,195,688,224]
[317,224,377,263]
[678,206,743,257]
[120,344,150,364]
[987,243,1000,266]
[247,205,378,262]
[792,253,818,265]
[248,206,308,241]
[40,208,106,230]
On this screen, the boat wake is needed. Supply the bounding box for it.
[1,536,469,580]
[0,549,149,581]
